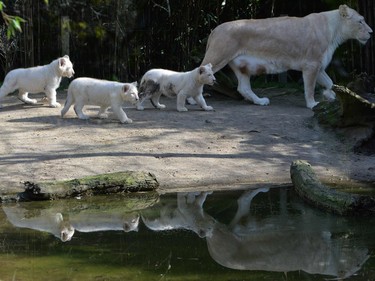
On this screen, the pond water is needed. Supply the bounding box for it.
[0,187,374,281]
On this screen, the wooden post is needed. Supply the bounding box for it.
[61,16,70,56]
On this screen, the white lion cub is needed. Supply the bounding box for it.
[61,77,139,124]
[0,55,74,108]
[136,63,216,112]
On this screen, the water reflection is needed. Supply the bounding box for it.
[1,188,373,280]
[2,206,75,242]
[205,189,369,279]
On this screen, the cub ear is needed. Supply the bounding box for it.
[206,63,212,68]
[59,58,66,67]
[123,84,130,93]
[199,66,206,75]
[339,4,352,19]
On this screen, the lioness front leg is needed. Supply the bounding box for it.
[317,70,336,101]
[45,89,61,108]
[193,93,214,111]
[112,104,132,124]
[302,69,320,109]
[18,90,37,105]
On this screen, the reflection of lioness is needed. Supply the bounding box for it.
[201,5,372,109]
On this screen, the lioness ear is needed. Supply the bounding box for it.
[339,4,352,19]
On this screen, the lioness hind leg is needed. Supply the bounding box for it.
[229,62,270,106]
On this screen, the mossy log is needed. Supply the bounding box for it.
[290,160,375,215]
[14,171,159,202]
[313,84,375,127]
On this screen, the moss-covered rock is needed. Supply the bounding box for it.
[1,171,159,202]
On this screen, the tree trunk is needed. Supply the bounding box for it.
[1,171,159,202]
[290,160,375,215]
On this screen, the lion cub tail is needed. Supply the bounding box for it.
[61,90,73,118]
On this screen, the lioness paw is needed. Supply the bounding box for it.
[323,89,336,101]
[255,97,270,106]
[203,106,214,111]
[306,101,319,109]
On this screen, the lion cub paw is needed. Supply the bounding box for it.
[98,113,109,119]
[50,102,61,108]
[255,97,270,106]
[177,107,188,112]
[122,118,133,124]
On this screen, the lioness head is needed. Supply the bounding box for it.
[198,63,216,86]
[121,82,139,104]
[58,55,75,78]
[339,5,372,45]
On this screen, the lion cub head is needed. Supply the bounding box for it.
[58,55,75,78]
[198,63,216,86]
[121,82,139,104]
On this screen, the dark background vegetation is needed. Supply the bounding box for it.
[0,0,373,86]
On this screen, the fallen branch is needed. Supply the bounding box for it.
[11,171,159,202]
[290,160,375,215]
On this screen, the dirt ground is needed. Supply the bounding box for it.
[0,88,374,196]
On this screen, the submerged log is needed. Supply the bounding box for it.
[290,160,375,215]
[15,171,159,202]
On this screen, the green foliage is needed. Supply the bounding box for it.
[0,1,26,39]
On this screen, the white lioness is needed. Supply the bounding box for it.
[61,77,139,124]
[136,63,216,112]
[201,5,372,109]
[0,55,74,108]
